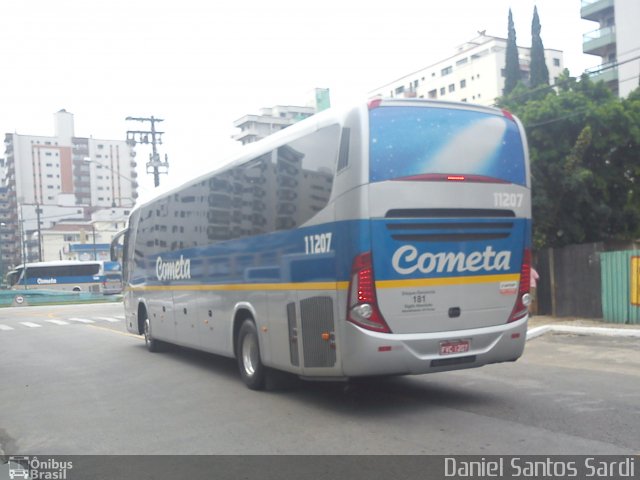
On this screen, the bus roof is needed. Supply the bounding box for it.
[129,98,518,216]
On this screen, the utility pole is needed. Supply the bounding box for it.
[35,204,43,262]
[125,116,169,187]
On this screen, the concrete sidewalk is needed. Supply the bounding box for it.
[526,315,640,340]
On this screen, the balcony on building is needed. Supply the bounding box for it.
[580,0,614,22]
[72,147,89,157]
[74,180,92,190]
[583,25,616,56]
[232,118,259,140]
[72,137,89,148]
[586,61,619,83]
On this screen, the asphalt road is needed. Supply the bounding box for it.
[0,303,638,455]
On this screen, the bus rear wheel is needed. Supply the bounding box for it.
[236,319,266,390]
[144,317,161,352]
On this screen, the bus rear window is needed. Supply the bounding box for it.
[369,106,526,186]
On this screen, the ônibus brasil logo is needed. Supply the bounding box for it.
[156,255,191,281]
[392,245,511,275]
[7,456,73,480]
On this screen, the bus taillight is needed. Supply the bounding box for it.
[367,98,383,110]
[502,109,515,121]
[508,248,532,323]
[347,252,391,333]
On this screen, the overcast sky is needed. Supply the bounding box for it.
[1,0,598,198]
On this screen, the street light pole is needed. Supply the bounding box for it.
[18,205,26,266]
[82,156,139,208]
[36,204,42,262]
[0,222,5,288]
[92,224,97,260]
[20,215,27,288]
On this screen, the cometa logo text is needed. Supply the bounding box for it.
[156,255,191,281]
[392,245,511,275]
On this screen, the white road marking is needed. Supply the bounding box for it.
[95,317,120,323]
[68,317,95,324]
[0,324,14,331]
[20,322,41,328]
[45,319,70,326]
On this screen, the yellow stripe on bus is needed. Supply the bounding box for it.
[375,273,520,289]
[125,274,518,293]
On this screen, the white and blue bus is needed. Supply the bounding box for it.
[118,98,531,389]
[8,260,108,293]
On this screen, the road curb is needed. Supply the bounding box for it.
[527,324,640,341]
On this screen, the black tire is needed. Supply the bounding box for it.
[143,316,161,352]
[236,319,266,390]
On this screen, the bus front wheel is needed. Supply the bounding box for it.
[236,319,266,390]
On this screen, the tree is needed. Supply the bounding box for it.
[530,6,550,89]
[499,75,640,248]
[503,9,521,96]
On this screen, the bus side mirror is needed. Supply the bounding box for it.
[110,228,127,263]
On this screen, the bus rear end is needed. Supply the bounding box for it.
[342,99,530,377]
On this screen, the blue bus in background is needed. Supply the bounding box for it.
[7,260,122,294]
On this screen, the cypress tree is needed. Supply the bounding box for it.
[530,6,550,88]
[504,9,520,96]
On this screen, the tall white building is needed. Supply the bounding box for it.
[369,34,564,106]
[2,110,138,266]
[581,0,640,98]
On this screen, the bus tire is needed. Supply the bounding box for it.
[236,319,266,390]
[144,317,161,352]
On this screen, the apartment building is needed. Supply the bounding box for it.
[581,0,640,97]
[232,105,316,146]
[2,110,138,267]
[232,88,331,145]
[369,34,564,106]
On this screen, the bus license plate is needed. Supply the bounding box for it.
[439,340,470,355]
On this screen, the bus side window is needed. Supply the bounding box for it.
[337,127,350,172]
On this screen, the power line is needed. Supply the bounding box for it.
[82,156,149,204]
[525,107,591,129]
[492,54,640,108]
[584,54,640,76]
[492,55,640,130]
